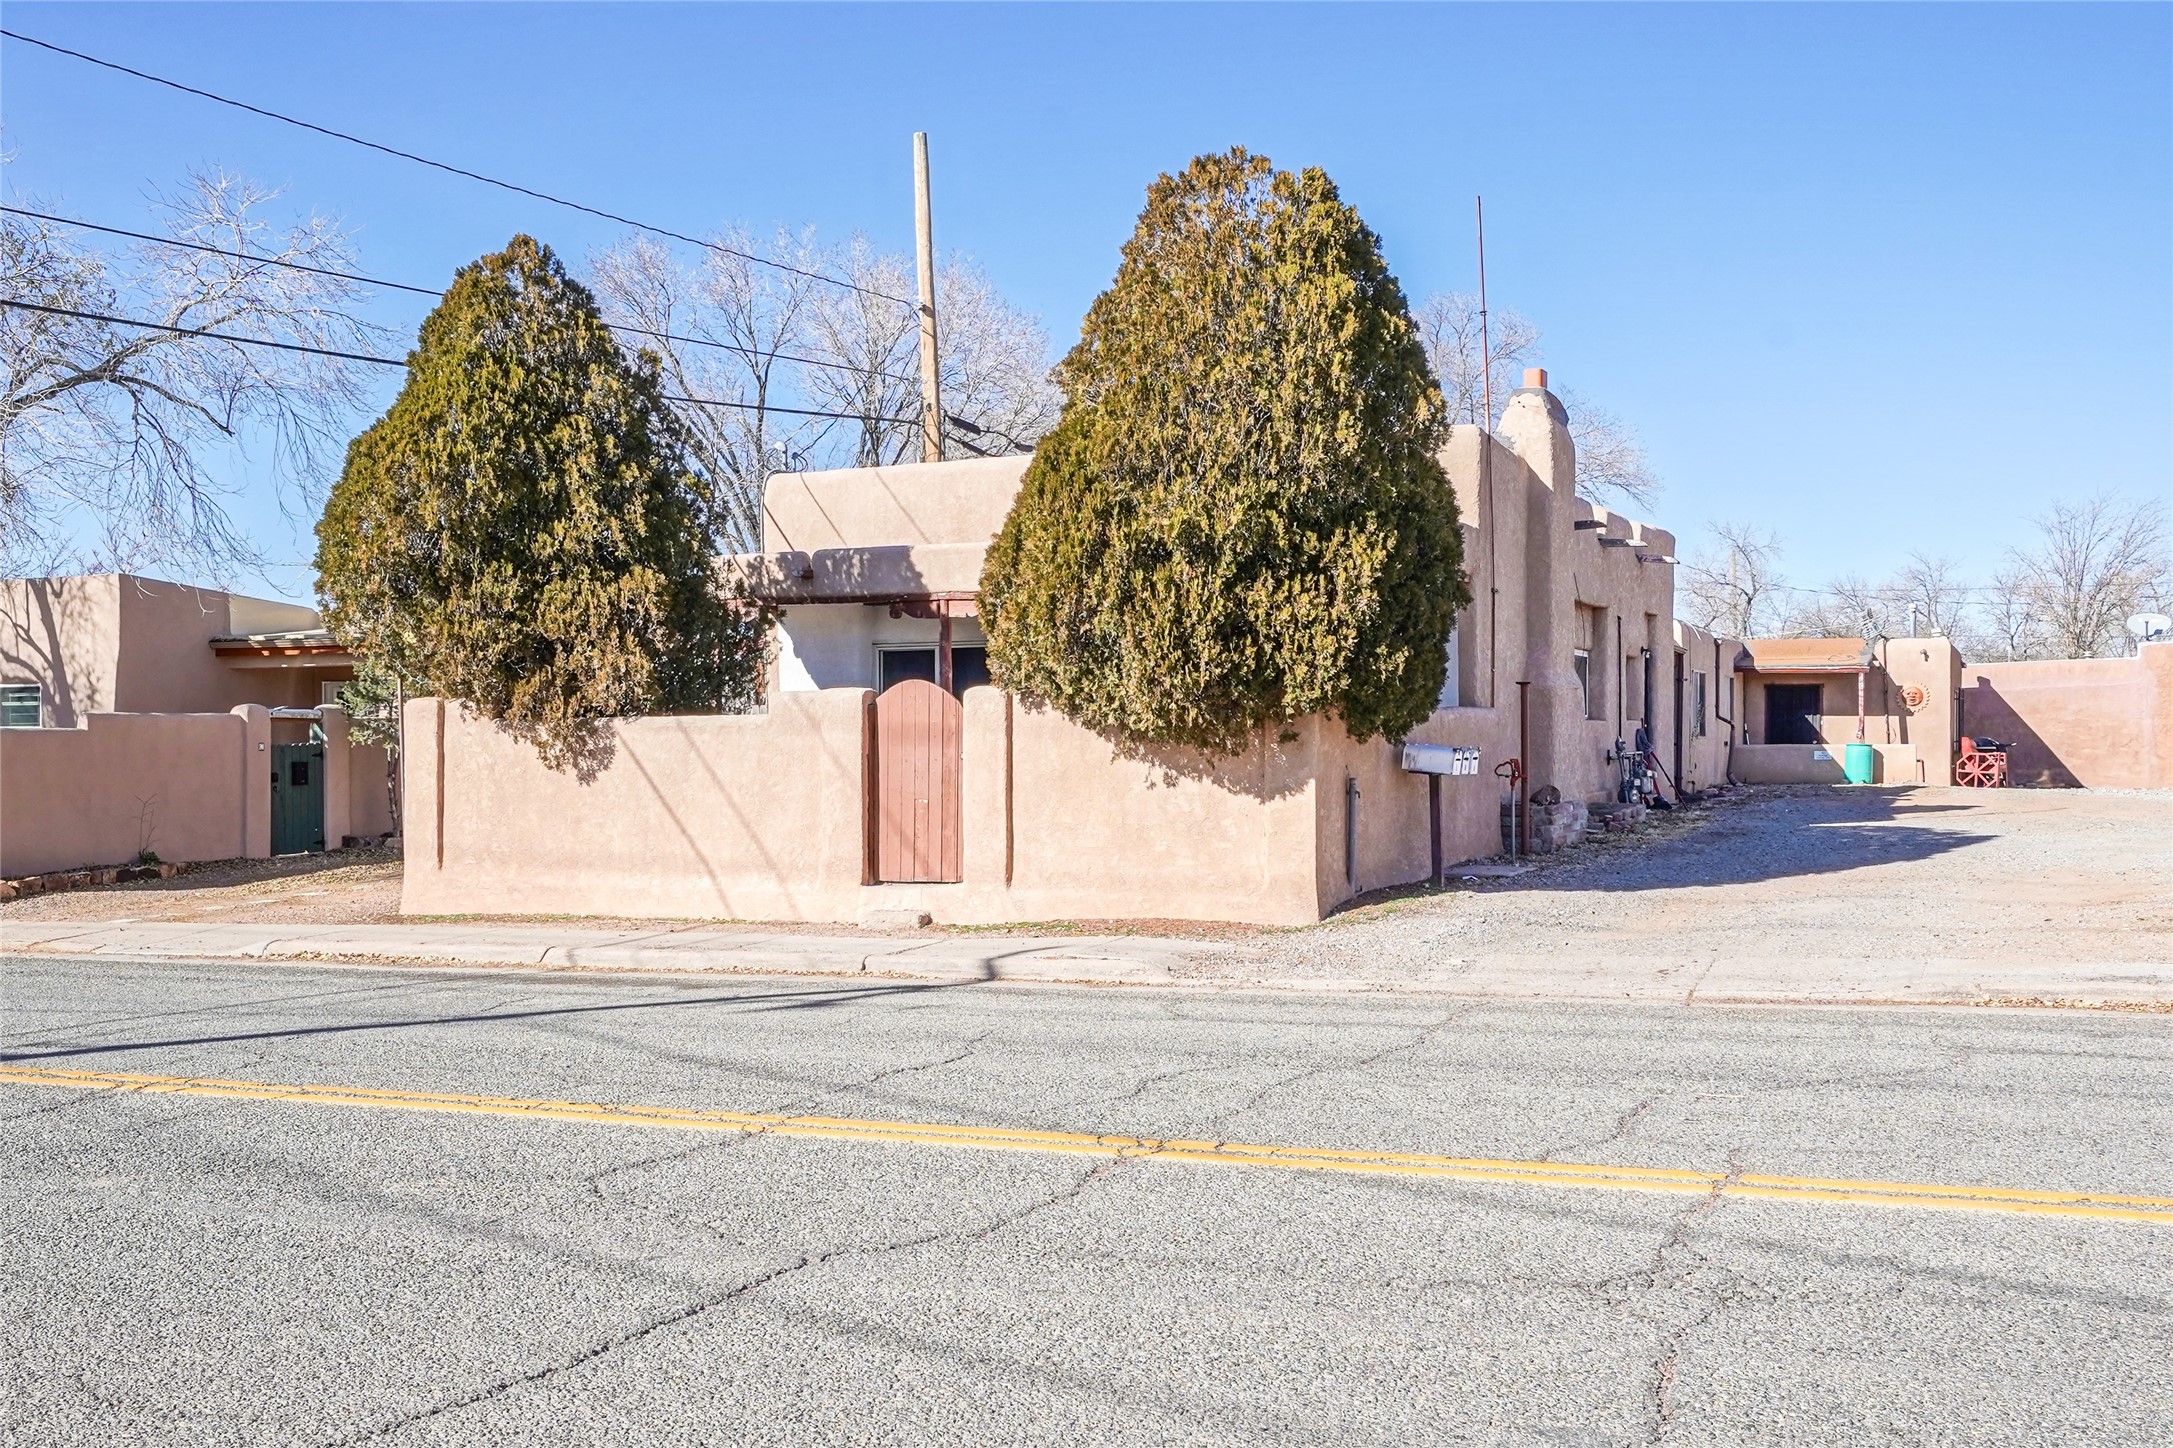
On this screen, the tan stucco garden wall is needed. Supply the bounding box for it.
[0,707,264,876]
[403,689,1339,927]
[1960,645,2171,788]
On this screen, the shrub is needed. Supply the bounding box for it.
[980,149,1467,756]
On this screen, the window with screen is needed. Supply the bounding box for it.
[1572,650,1592,719]
[0,684,40,728]
[1692,671,1709,737]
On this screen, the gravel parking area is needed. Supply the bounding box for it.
[1237,785,2172,989]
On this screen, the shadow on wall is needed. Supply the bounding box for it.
[1508,786,1996,894]
[1055,705,1316,804]
[1958,678,2074,788]
[5,578,107,724]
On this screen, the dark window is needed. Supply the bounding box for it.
[0,684,39,728]
[879,648,937,692]
[1692,672,1709,737]
[950,646,990,693]
[880,645,989,698]
[289,760,311,787]
[1765,683,1824,745]
[1572,650,1592,718]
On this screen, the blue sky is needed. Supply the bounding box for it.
[5,2,2168,604]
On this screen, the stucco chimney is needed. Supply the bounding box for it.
[1524,368,1548,390]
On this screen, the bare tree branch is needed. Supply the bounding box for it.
[1,168,389,581]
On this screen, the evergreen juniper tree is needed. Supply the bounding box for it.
[980,149,1468,757]
[314,235,763,772]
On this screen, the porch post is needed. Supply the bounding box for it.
[938,604,954,694]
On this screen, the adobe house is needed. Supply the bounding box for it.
[1731,635,1962,786]
[402,370,1748,927]
[0,574,393,878]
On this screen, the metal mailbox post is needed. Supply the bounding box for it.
[1400,743,1480,887]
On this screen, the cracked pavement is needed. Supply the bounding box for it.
[3,955,2170,1445]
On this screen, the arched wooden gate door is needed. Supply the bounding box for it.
[874,679,962,883]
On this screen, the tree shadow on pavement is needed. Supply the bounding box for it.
[1507,786,2000,894]
[0,975,969,1065]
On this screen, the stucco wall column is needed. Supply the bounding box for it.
[320,705,352,849]
[231,703,271,859]
[1498,371,1581,799]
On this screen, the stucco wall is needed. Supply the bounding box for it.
[1,574,121,727]
[0,573,346,722]
[1960,646,2171,788]
[761,456,1030,553]
[403,693,874,921]
[403,690,1335,927]
[348,742,397,838]
[0,710,255,876]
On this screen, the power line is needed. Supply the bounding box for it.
[4,204,924,387]
[0,28,918,311]
[1,298,921,425]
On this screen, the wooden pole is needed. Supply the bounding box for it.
[913,132,943,464]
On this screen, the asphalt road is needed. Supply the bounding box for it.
[3,956,2169,1446]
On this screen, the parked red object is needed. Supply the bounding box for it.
[1954,737,2009,788]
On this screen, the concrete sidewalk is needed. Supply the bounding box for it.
[3,918,2169,1006]
[0,920,1222,985]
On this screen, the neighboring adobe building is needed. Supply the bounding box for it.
[404,370,1750,926]
[0,574,393,878]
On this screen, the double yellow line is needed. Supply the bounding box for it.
[6,1063,2169,1225]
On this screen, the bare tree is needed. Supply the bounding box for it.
[926,256,1061,456]
[1777,573,1892,639]
[803,239,1056,466]
[589,229,825,553]
[1680,522,1787,638]
[1972,562,2043,661]
[1413,291,1536,428]
[1893,551,1970,638]
[1412,290,1660,513]
[802,237,922,468]
[2003,492,2168,658]
[1557,391,1661,513]
[1,170,386,580]
[591,231,1057,550]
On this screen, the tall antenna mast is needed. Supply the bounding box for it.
[1477,196,1498,708]
[1476,195,1492,429]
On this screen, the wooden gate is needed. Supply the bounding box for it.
[269,740,326,855]
[874,679,962,883]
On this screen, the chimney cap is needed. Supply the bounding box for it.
[1523,367,1549,390]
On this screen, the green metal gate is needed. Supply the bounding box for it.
[270,741,326,855]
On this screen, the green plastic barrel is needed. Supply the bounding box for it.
[1842,741,1875,784]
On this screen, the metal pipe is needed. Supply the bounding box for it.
[1516,679,1531,854]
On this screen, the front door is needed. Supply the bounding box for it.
[874,679,962,883]
[270,741,326,854]
[1765,684,1824,746]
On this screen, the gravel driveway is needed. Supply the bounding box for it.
[1231,785,2172,991]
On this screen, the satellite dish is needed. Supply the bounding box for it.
[2128,613,2172,641]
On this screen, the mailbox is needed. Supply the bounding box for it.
[1400,743,1479,776]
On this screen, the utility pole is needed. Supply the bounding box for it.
[913,131,943,464]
